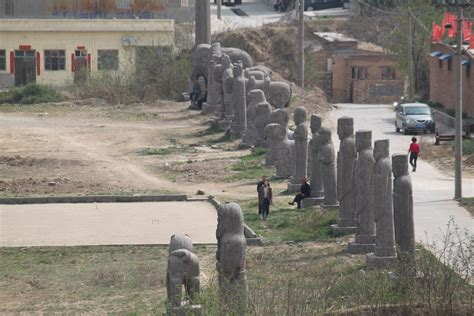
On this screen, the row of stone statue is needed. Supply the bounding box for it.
[191,42,293,140]
[166,202,247,315]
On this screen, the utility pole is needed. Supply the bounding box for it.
[408,7,414,100]
[298,0,305,88]
[217,0,221,20]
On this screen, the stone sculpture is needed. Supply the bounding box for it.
[332,117,357,235]
[288,106,309,193]
[247,76,292,109]
[230,62,247,137]
[254,101,272,148]
[241,89,267,148]
[392,154,415,267]
[264,123,294,177]
[303,114,324,207]
[265,109,290,165]
[219,54,234,125]
[216,202,248,314]
[319,127,339,208]
[366,140,397,268]
[166,235,201,315]
[348,130,376,254]
[201,43,223,114]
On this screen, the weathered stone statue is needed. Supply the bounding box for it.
[166,234,201,315]
[202,43,223,114]
[254,101,272,148]
[216,202,248,314]
[246,76,292,109]
[332,117,357,235]
[319,127,339,208]
[366,140,397,268]
[348,130,376,254]
[303,114,324,207]
[241,89,266,148]
[392,154,415,268]
[230,62,247,137]
[288,106,309,193]
[221,54,234,125]
[264,123,294,178]
[265,109,290,165]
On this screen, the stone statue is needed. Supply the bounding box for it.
[309,114,324,201]
[241,89,266,148]
[266,109,290,165]
[264,123,294,178]
[254,101,272,148]
[332,117,357,235]
[166,234,201,315]
[288,106,309,193]
[366,140,397,268]
[392,154,415,267]
[319,127,338,208]
[246,76,292,109]
[221,54,234,124]
[230,62,247,137]
[348,130,375,254]
[216,202,248,314]
[202,43,223,114]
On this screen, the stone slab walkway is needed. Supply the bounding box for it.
[0,201,218,247]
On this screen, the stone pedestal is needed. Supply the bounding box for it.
[347,238,375,254]
[287,183,301,193]
[167,304,202,316]
[331,224,356,237]
[301,197,324,208]
[202,103,218,114]
[366,253,396,269]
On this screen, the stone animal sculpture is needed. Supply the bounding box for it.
[166,235,200,311]
[348,130,376,254]
[247,76,292,109]
[216,202,248,314]
[192,43,253,82]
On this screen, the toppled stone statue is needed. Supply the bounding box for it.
[332,117,357,235]
[230,62,247,137]
[319,127,339,208]
[288,106,309,193]
[302,114,324,207]
[392,153,415,270]
[366,140,397,268]
[254,101,272,148]
[216,202,248,314]
[264,123,294,178]
[348,130,375,254]
[166,234,201,315]
[241,89,267,148]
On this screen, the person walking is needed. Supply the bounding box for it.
[288,177,311,209]
[258,180,272,220]
[408,137,420,172]
[257,176,267,215]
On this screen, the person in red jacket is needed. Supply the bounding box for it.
[408,137,420,172]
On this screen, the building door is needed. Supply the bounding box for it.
[74,49,89,83]
[14,50,36,86]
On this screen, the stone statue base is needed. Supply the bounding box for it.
[321,202,339,209]
[331,224,356,237]
[301,197,324,208]
[287,182,302,194]
[166,304,202,316]
[366,253,396,269]
[202,103,218,114]
[347,239,375,254]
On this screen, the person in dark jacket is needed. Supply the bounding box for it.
[257,175,267,215]
[258,180,272,220]
[289,177,311,209]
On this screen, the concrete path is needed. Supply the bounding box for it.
[0,201,217,247]
[329,104,473,251]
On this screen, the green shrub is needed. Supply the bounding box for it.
[454,139,474,155]
[0,84,63,105]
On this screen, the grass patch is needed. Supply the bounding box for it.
[225,148,275,182]
[138,146,196,156]
[0,84,63,105]
[194,123,226,137]
[458,197,474,216]
[241,199,338,242]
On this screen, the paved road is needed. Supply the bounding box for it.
[0,201,218,247]
[329,104,473,252]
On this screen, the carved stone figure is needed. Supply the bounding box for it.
[392,154,415,268]
[266,109,290,165]
[263,77,292,109]
[332,117,357,235]
[348,130,376,254]
[309,115,324,201]
[241,89,266,148]
[230,62,247,137]
[220,54,234,125]
[201,43,223,114]
[166,235,201,315]
[264,123,294,177]
[216,202,248,314]
[366,140,397,268]
[288,106,309,193]
[254,101,272,148]
[319,127,339,208]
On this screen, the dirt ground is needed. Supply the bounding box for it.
[0,98,328,200]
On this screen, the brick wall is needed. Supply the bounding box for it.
[429,43,474,117]
[352,80,404,104]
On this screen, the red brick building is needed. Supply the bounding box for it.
[429,43,474,117]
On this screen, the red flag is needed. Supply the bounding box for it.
[463,21,473,42]
[432,23,443,42]
[442,12,458,38]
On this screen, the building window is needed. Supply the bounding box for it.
[380,66,396,80]
[98,50,119,71]
[351,67,367,80]
[44,50,66,71]
[0,50,5,71]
